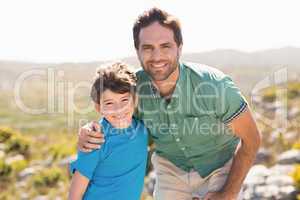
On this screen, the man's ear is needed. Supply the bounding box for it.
[178,44,183,57]
[134,94,139,108]
[94,103,101,113]
[136,48,142,62]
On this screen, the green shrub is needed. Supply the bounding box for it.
[9,159,28,173]
[5,135,30,157]
[49,143,75,161]
[0,159,12,180]
[293,141,300,150]
[33,167,63,189]
[0,127,13,143]
[288,82,300,99]
[263,87,276,102]
[291,164,300,190]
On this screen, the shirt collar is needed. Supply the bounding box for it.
[149,62,185,99]
[99,117,138,137]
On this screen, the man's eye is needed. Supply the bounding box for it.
[143,47,152,50]
[105,102,113,106]
[122,98,129,102]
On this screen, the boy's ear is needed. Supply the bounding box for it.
[94,103,101,113]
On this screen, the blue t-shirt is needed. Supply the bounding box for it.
[70,117,148,200]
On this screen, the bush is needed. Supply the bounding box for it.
[5,135,30,157]
[0,127,14,143]
[291,164,300,190]
[49,143,75,161]
[0,159,12,180]
[293,141,300,150]
[0,127,31,158]
[33,167,63,189]
[10,159,28,173]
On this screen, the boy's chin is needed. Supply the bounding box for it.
[111,118,132,129]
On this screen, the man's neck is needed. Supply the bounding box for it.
[152,65,180,99]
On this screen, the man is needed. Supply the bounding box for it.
[77,8,261,200]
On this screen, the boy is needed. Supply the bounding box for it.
[68,62,148,200]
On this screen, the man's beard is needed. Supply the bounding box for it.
[140,54,180,82]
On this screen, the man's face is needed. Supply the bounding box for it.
[136,22,182,82]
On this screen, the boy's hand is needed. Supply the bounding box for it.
[77,121,105,152]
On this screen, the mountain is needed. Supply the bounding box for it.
[1,47,299,93]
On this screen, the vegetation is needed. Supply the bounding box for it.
[0,76,299,199]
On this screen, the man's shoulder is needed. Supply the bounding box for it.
[183,62,227,84]
[135,68,150,83]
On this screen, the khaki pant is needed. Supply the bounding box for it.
[151,153,243,200]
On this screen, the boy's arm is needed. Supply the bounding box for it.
[68,171,89,200]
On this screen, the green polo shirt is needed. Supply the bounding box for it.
[135,62,248,178]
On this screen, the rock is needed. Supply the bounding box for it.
[33,196,49,200]
[31,157,52,167]
[144,171,156,195]
[265,175,294,186]
[277,149,300,164]
[5,154,25,164]
[255,185,280,198]
[15,180,27,188]
[0,150,4,159]
[246,165,271,178]
[269,164,295,176]
[0,143,5,151]
[284,131,299,143]
[244,176,265,186]
[254,148,273,164]
[58,155,77,167]
[18,166,42,179]
[279,185,296,194]
[20,193,29,200]
[288,107,300,119]
[279,185,298,199]
[242,163,298,200]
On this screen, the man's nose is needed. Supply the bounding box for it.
[151,48,162,61]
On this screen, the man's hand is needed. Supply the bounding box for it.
[77,121,105,152]
[203,191,237,200]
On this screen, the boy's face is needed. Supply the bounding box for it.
[95,89,137,129]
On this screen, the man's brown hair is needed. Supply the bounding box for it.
[133,7,183,49]
[90,62,137,104]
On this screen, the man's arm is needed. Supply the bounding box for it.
[78,121,105,152]
[204,107,261,200]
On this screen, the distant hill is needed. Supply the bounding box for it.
[120,46,300,69]
[1,47,299,94]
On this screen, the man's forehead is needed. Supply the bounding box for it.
[139,22,175,44]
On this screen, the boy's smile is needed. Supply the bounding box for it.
[95,89,136,129]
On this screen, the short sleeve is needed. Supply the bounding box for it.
[215,76,248,124]
[69,149,102,180]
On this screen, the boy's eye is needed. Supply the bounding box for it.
[105,102,113,106]
[122,98,129,102]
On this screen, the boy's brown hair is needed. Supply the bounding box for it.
[133,7,183,49]
[90,62,137,104]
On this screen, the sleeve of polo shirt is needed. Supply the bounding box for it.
[69,149,102,180]
[215,76,248,124]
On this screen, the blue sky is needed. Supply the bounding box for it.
[0,0,299,62]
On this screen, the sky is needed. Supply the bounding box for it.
[0,0,299,63]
